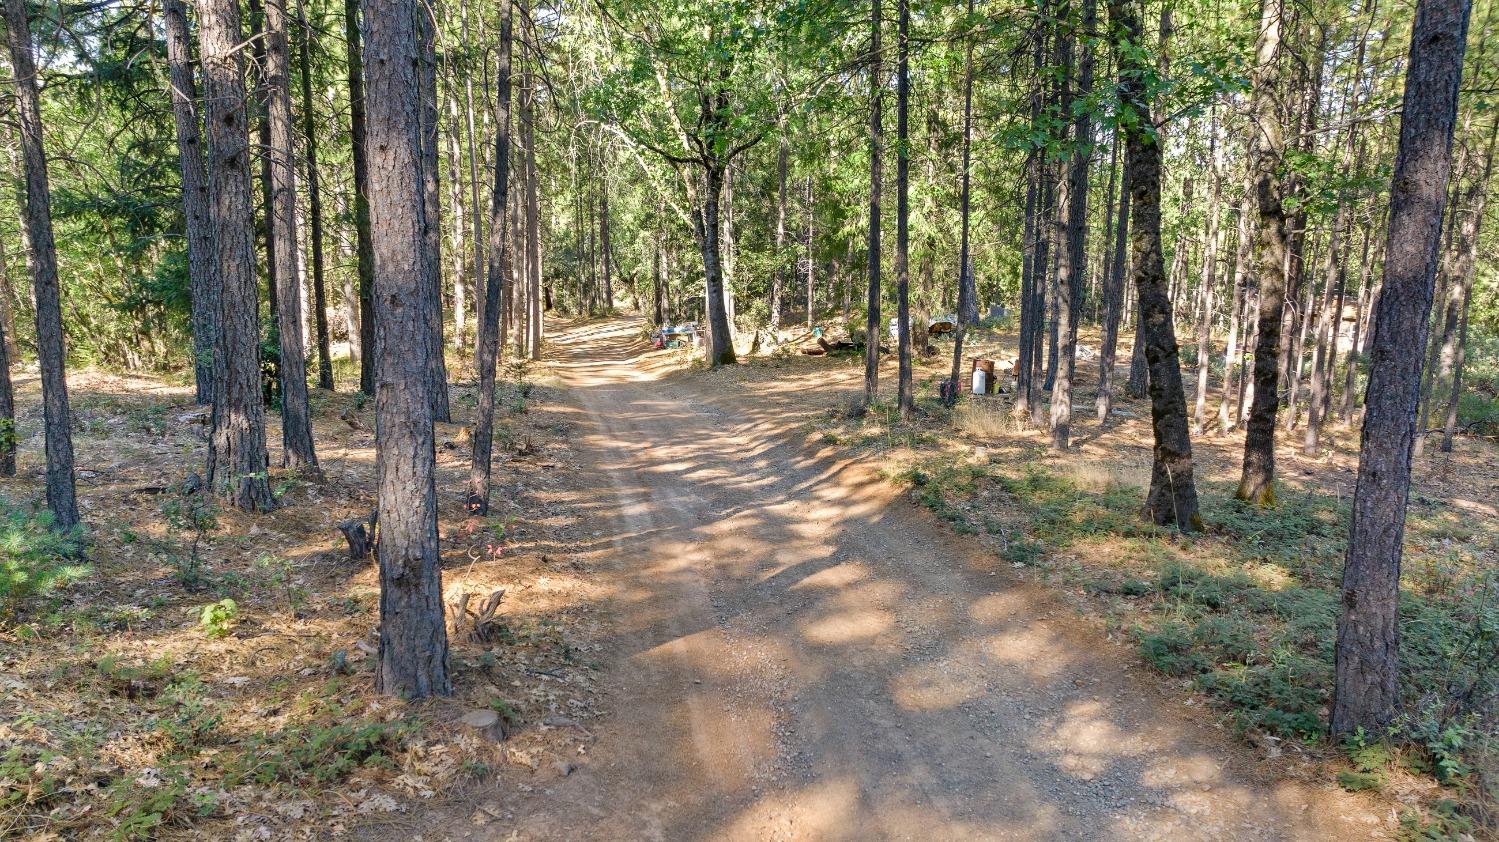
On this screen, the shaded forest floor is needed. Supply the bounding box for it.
[1,352,616,839]
[694,316,1499,837]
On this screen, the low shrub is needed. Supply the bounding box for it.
[0,497,87,621]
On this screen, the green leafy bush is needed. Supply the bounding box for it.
[198,599,238,638]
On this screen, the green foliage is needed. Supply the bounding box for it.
[0,498,88,621]
[198,599,239,639]
[1396,800,1476,841]
[223,719,410,786]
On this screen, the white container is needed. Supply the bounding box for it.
[971,369,987,395]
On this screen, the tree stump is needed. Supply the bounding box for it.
[337,509,378,560]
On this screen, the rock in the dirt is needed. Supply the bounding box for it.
[551,760,576,777]
[460,709,500,729]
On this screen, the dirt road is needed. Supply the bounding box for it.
[422,318,1385,841]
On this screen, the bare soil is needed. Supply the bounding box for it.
[389,317,1407,841]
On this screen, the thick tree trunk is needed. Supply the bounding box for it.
[345,0,377,393]
[164,0,219,406]
[1235,0,1290,506]
[363,0,450,699]
[266,0,319,472]
[468,0,513,516]
[297,1,333,390]
[197,0,276,513]
[863,0,882,406]
[1333,0,1470,735]
[1111,0,1200,532]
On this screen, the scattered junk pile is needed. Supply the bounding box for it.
[652,322,699,350]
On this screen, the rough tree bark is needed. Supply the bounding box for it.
[364,0,450,699]
[266,0,319,472]
[1111,0,1201,532]
[4,0,77,528]
[197,0,276,513]
[467,0,512,516]
[1332,0,1470,735]
[1235,0,1290,506]
[297,0,333,390]
[417,6,451,422]
[164,0,219,406]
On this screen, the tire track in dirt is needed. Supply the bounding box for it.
[414,317,1389,842]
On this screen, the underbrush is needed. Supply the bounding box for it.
[2,364,601,840]
[0,496,88,621]
[861,400,1499,831]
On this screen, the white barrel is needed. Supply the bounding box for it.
[971,369,987,395]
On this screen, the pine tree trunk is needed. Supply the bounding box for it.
[1340,228,1374,424]
[1333,0,1470,735]
[417,7,451,422]
[1051,0,1095,449]
[467,0,513,516]
[1235,0,1290,506]
[1193,112,1224,434]
[1219,170,1253,432]
[771,116,787,332]
[523,56,541,361]
[863,0,882,406]
[197,0,276,513]
[164,0,219,406]
[266,0,319,472]
[345,0,377,393]
[297,0,334,390]
[1096,138,1130,422]
[894,0,912,417]
[0,314,12,477]
[364,0,450,699]
[460,0,484,349]
[1111,0,1200,531]
[445,80,468,350]
[947,0,976,400]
